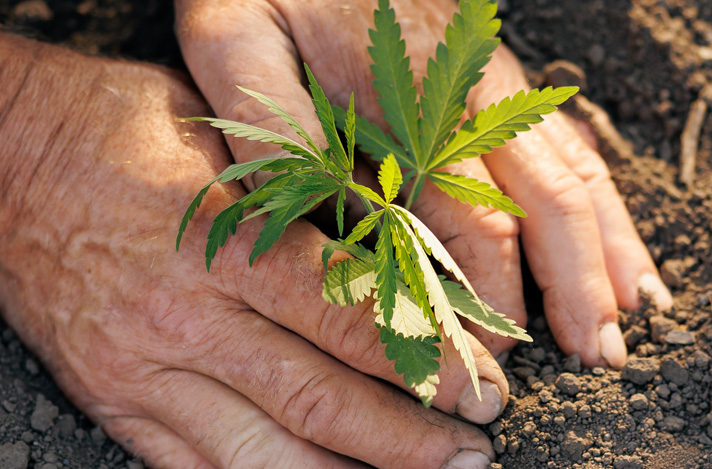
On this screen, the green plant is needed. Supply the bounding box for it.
[177,0,577,405]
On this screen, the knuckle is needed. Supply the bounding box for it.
[536,168,592,215]
[279,370,355,444]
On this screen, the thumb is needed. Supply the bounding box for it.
[175,0,326,191]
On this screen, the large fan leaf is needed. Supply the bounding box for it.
[429,86,578,169]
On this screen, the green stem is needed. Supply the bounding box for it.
[404,172,424,211]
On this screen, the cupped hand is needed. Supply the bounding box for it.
[175,0,673,368]
[0,34,505,468]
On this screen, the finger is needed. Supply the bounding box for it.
[410,162,528,360]
[176,0,328,190]
[539,112,673,311]
[128,367,365,468]
[102,417,216,469]
[155,309,495,468]
[209,217,508,425]
[471,49,626,368]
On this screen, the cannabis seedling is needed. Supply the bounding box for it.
[177,0,577,405]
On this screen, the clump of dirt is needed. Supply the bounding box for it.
[1,0,711,468]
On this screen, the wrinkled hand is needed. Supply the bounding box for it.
[176,0,673,368]
[0,35,505,468]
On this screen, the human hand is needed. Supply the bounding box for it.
[0,34,505,468]
[175,0,672,368]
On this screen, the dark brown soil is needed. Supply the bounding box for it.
[1,1,711,468]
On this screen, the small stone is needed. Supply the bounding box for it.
[20,431,34,443]
[30,394,59,432]
[529,347,546,362]
[74,428,86,441]
[660,259,685,288]
[522,421,536,436]
[513,367,537,380]
[90,426,106,446]
[24,359,39,376]
[489,421,503,437]
[656,384,671,399]
[2,400,17,413]
[630,393,649,410]
[0,441,31,469]
[40,464,58,469]
[562,401,577,418]
[649,315,677,343]
[578,404,592,418]
[563,354,581,373]
[614,455,644,469]
[539,389,553,403]
[622,357,660,385]
[661,357,689,385]
[43,452,58,463]
[561,431,591,460]
[692,350,710,369]
[659,416,686,432]
[591,367,606,376]
[494,435,507,455]
[699,434,712,445]
[54,414,77,439]
[664,330,695,345]
[623,325,647,348]
[555,373,582,396]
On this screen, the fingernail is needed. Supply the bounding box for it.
[455,380,502,424]
[638,273,674,311]
[598,322,626,369]
[442,450,491,469]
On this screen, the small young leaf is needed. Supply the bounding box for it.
[323,257,378,306]
[204,200,245,272]
[378,154,403,204]
[333,105,413,168]
[237,86,324,158]
[374,213,397,327]
[304,64,350,172]
[429,86,579,169]
[441,277,531,341]
[344,210,384,245]
[216,157,313,184]
[378,325,441,406]
[177,177,218,251]
[347,182,387,207]
[369,0,421,163]
[427,171,526,217]
[336,186,346,237]
[419,0,500,162]
[345,93,357,171]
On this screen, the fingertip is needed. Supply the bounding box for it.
[637,272,674,311]
[598,321,626,370]
[455,380,503,425]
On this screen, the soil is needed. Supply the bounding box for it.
[1,0,711,468]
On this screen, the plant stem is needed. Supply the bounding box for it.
[404,172,424,210]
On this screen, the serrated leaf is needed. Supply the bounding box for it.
[216,157,313,184]
[378,325,441,405]
[304,64,350,172]
[323,257,378,306]
[249,188,337,265]
[369,0,421,164]
[345,93,356,171]
[333,105,413,169]
[420,0,500,162]
[204,200,244,272]
[347,182,387,207]
[441,277,531,341]
[374,213,397,327]
[378,154,403,204]
[393,209,481,397]
[429,86,579,169]
[237,86,324,158]
[427,171,526,217]
[176,177,218,251]
[321,240,374,272]
[344,210,384,245]
[336,186,346,237]
[183,117,322,165]
[375,279,437,339]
